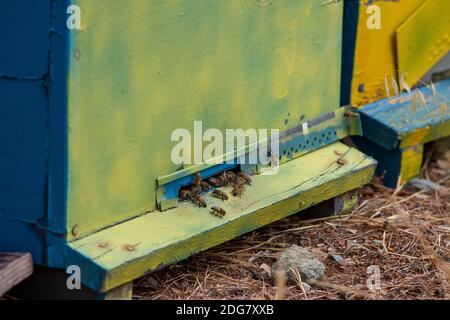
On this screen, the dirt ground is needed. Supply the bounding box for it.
[134,148,450,300]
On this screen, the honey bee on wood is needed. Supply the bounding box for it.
[210,206,226,218]
[193,173,202,187]
[237,172,252,186]
[232,184,245,198]
[218,172,228,186]
[234,177,247,189]
[178,189,192,201]
[191,194,207,208]
[190,186,201,194]
[207,177,221,187]
[344,111,358,119]
[226,171,237,184]
[212,189,229,201]
[200,181,211,191]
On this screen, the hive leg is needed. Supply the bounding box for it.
[299,189,359,220]
[398,144,424,185]
[9,266,133,300]
[353,136,425,188]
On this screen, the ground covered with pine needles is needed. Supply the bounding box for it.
[134,147,450,300]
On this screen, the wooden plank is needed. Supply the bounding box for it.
[0,1,51,78]
[399,145,424,184]
[64,142,376,292]
[300,189,359,220]
[396,0,450,87]
[0,79,48,222]
[359,78,450,150]
[349,0,425,106]
[0,253,33,297]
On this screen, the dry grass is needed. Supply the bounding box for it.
[134,149,450,300]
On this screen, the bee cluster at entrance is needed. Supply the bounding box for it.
[178,171,253,218]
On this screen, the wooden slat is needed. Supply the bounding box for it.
[359,78,450,150]
[66,142,377,292]
[0,253,33,297]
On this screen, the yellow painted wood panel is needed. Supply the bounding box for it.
[352,0,425,106]
[397,0,450,87]
[399,145,423,184]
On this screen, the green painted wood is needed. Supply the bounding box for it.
[66,0,344,239]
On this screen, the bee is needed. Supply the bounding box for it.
[179,189,192,200]
[212,189,229,201]
[344,111,358,119]
[237,172,252,186]
[218,172,228,186]
[210,206,226,218]
[193,173,202,187]
[226,171,237,184]
[190,186,201,194]
[234,177,247,189]
[191,194,207,208]
[207,177,221,187]
[200,181,211,191]
[232,184,245,198]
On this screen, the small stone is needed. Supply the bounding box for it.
[272,245,325,282]
[302,282,312,291]
[407,178,443,191]
[331,254,344,263]
[260,263,272,276]
[140,276,159,289]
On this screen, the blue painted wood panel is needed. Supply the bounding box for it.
[341,0,360,106]
[0,1,69,263]
[352,136,402,188]
[0,79,48,222]
[0,1,51,78]
[359,79,450,149]
[46,0,70,234]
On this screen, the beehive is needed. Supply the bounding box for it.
[341,0,450,188]
[0,0,379,297]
